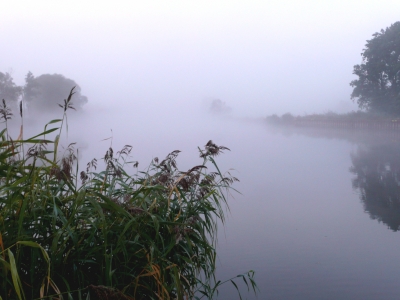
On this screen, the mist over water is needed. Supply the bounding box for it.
[58,105,400,300]
[212,124,400,300]
[3,1,400,299]
[6,98,241,178]
[6,101,400,299]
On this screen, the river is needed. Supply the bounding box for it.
[14,107,400,299]
[213,121,400,300]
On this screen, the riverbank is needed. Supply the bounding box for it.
[266,111,400,131]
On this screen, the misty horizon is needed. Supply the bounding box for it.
[3,1,400,118]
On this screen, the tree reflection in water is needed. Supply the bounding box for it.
[269,124,400,232]
[350,143,400,231]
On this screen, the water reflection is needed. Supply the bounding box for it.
[268,124,400,231]
[269,124,400,232]
[214,123,400,299]
[350,143,400,231]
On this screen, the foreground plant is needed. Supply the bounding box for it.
[0,90,257,299]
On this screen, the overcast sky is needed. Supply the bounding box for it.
[2,1,400,116]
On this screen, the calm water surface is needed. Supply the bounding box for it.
[21,109,400,300]
[213,122,400,300]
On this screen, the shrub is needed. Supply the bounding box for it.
[0,89,256,299]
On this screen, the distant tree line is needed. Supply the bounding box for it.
[265,111,380,125]
[0,71,87,111]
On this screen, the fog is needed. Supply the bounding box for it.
[3,2,400,299]
[2,0,399,166]
[3,1,400,119]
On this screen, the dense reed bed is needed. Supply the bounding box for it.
[0,89,256,299]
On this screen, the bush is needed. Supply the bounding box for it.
[0,89,256,299]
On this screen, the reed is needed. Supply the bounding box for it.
[0,89,257,299]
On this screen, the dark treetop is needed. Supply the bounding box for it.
[351,22,400,115]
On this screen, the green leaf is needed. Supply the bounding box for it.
[26,127,59,140]
[8,249,25,300]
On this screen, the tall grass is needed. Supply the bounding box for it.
[0,89,257,299]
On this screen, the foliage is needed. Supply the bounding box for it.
[0,89,257,299]
[22,71,39,103]
[0,72,23,103]
[0,71,88,112]
[350,22,400,115]
[209,99,232,114]
[22,73,88,111]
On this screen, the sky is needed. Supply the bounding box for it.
[1,1,400,117]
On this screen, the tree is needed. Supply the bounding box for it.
[0,72,23,103]
[350,22,400,115]
[22,71,40,103]
[209,99,232,114]
[23,73,88,111]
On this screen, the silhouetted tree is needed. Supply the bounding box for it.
[23,73,88,111]
[0,72,23,103]
[350,143,400,231]
[281,112,294,124]
[350,22,400,115]
[266,114,280,124]
[209,99,231,114]
[22,71,39,103]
